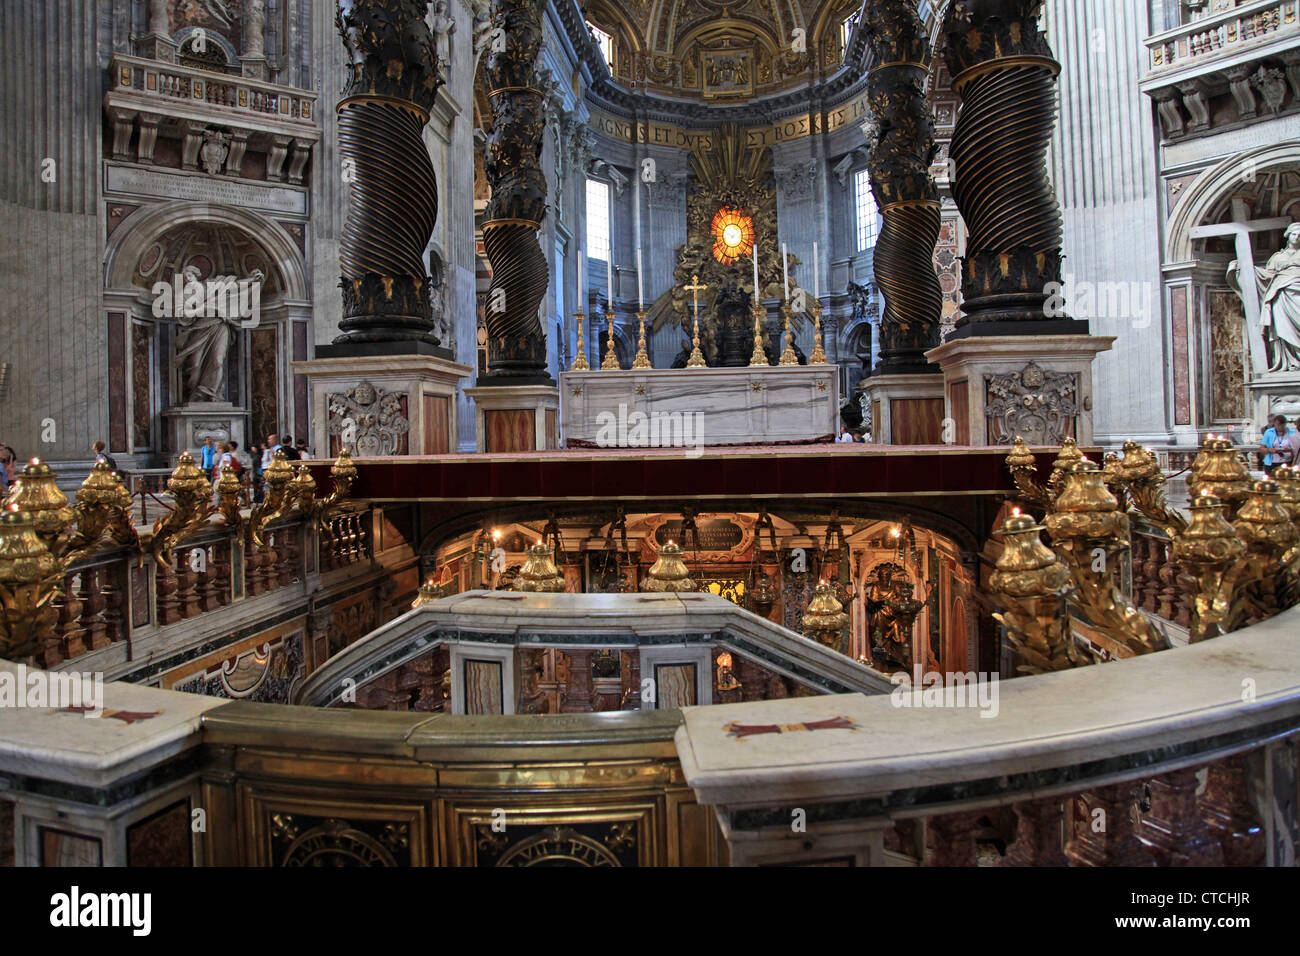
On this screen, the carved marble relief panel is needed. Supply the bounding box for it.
[249,325,279,444]
[1209,289,1248,421]
[985,363,1079,445]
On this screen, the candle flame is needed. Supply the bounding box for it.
[1012,507,1021,517]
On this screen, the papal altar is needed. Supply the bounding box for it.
[559,365,840,449]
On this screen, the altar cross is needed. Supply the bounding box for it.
[1189,206,1291,376]
[684,274,708,324]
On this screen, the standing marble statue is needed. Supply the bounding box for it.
[244,0,266,58]
[431,0,455,73]
[1230,222,1300,373]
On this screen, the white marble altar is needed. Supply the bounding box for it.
[558,365,840,448]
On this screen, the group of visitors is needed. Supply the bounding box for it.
[1261,414,1300,475]
[196,432,311,504]
[836,428,870,443]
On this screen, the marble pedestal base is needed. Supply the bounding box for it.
[558,365,840,448]
[163,403,248,461]
[925,335,1115,447]
[1246,374,1300,435]
[463,385,560,452]
[858,373,945,445]
[292,354,473,457]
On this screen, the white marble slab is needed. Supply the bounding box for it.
[675,604,1300,809]
[559,365,840,447]
[0,661,226,788]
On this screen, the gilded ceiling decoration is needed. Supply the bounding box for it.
[584,0,861,99]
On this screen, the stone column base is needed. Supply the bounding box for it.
[292,354,472,457]
[925,335,1115,447]
[464,385,559,453]
[858,372,945,444]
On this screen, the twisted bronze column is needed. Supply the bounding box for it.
[332,0,444,349]
[943,1,1081,333]
[863,0,943,374]
[480,0,551,383]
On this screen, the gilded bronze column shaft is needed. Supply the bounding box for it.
[943,1,1076,332]
[863,0,943,374]
[480,0,551,383]
[333,0,445,347]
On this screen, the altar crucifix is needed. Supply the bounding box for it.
[685,273,708,368]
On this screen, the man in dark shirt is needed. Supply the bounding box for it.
[280,435,302,461]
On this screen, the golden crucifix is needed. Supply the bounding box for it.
[684,273,707,368]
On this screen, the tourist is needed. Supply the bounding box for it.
[1260,415,1292,476]
[261,433,279,470]
[1275,423,1300,472]
[249,443,264,502]
[0,444,9,493]
[1,444,18,486]
[837,428,855,443]
[280,435,301,461]
[91,439,118,473]
[295,439,309,459]
[199,437,218,479]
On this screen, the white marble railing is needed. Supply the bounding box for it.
[294,590,895,708]
[1146,0,1300,76]
[107,52,317,130]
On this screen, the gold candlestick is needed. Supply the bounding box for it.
[631,309,652,369]
[809,300,828,364]
[685,273,708,369]
[779,301,798,365]
[748,301,768,367]
[601,309,620,369]
[569,310,590,370]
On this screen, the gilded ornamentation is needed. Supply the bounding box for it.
[802,581,849,652]
[0,508,59,662]
[987,512,1079,674]
[1045,461,1165,657]
[641,542,696,592]
[512,542,564,592]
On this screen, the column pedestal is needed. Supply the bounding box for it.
[858,373,945,445]
[292,354,472,456]
[925,335,1115,447]
[464,385,559,453]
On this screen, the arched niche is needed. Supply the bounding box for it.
[104,201,310,458]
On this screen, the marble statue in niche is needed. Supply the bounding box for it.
[327,381,410,456]
[431,0,455,75]
[173,264,264,403]
[1229,223,1300,373]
